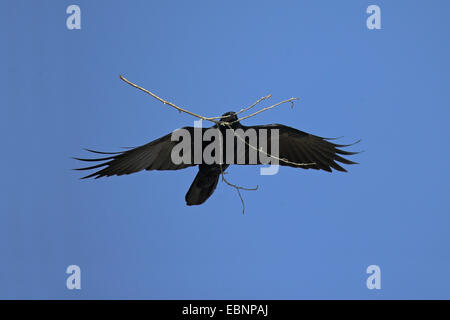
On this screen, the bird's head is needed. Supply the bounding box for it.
[220,111,239,125]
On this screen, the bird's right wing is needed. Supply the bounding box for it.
[74,127,205,179]
[240,124,360,172]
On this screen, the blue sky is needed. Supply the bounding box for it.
[1,0,449,299]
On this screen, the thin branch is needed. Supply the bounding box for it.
[119,75,219,123]
[222,124,316,168]
[181,94,272,121]
[234,94,272,117]
[120,75,313,167]
[119,75,315,212]
[218,164,258,215]
[231,97,299,123]
[216,125,258,215]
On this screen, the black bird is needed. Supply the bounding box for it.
[75,112,359,205]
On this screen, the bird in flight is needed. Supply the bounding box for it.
[75,112,359,206]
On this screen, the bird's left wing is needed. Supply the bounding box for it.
[74,127,204,179]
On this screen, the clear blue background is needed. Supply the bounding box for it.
[1,0,449,299]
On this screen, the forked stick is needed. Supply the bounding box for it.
[119,75,313,213]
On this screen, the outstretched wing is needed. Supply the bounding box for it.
[241,124,360,172]
[74,127,205,179]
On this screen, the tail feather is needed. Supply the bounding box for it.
[185,170,220,206]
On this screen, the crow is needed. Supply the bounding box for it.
[74,112,359,205]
